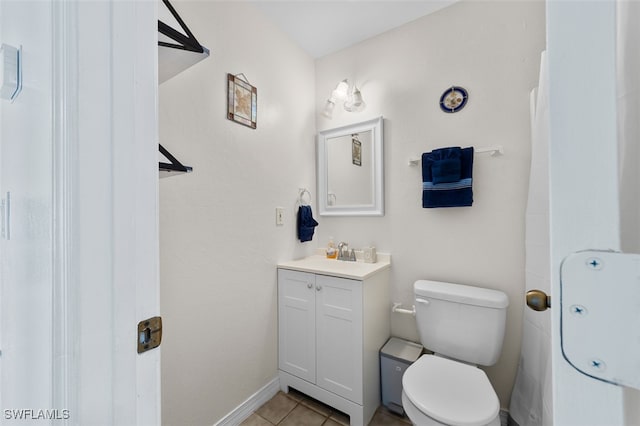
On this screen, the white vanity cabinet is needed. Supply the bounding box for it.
[278,270,364,403]
[277,256,390,426]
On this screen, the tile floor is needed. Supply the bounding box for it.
[240,389,411,426]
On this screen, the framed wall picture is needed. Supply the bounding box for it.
[227,73,257,129]
[352,134,362,166]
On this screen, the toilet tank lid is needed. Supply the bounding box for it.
[414,280,509,309]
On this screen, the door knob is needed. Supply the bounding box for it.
[526,289,551,311]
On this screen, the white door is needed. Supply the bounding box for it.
[0,1,161,425]
[278,269,317,382]
[547,1,628,424]
[315,275,363,404]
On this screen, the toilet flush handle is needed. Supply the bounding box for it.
[415,298,430,306]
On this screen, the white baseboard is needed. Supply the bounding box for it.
[213,377,280,426]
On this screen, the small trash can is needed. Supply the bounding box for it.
[380,337,423,415]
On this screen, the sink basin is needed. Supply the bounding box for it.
[277,254,390,280]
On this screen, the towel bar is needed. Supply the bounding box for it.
[475,145,504,156]
[408,145,504,165]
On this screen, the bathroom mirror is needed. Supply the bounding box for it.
[317,116,384,216]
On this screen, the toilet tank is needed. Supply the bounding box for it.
[414,280,509,366]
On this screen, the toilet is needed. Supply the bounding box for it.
[401,280,509,426]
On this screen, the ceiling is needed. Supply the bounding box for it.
[249,1,459,58]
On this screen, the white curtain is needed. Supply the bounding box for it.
[617,0,640,254]
[508,52,553,426]
[616,1,640,418]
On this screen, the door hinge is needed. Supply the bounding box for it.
[561,250,640,390]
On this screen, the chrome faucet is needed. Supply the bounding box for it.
[337,242,357,261]
[337,242,347,260]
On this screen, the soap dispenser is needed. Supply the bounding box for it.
[326,237,337,259]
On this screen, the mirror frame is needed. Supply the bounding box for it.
[317,116,384,216]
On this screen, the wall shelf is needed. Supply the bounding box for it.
[158,0,210,84]
[157,0,210,176]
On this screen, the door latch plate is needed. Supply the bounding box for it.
[137,316,162,354]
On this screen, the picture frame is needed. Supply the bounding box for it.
[352,134,362,166]
[227,73,257,129]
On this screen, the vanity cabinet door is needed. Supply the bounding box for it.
[278,269,316,383]
[315,275,363,404]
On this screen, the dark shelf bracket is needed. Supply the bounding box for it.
[159,144,192,176]
[159,0,204,53]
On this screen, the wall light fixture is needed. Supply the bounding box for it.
[322,79,366,118]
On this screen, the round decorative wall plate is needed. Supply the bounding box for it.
[439,86,468,113]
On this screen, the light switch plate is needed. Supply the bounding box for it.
[275,207,284,226]
[0,44,21,102]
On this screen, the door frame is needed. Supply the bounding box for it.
[547,1,625,424]
[51,1,161,423]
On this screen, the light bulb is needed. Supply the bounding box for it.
[350,87,366,112]
[332,79,349,100]
[322,99,336,118]
[344,86,365,112]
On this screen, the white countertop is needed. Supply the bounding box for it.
[278,253,391,280]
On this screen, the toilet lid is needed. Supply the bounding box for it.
[403,355,499,426]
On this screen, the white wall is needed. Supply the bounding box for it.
[315,0,545,408]
[158,2,316,424]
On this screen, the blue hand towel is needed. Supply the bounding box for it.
[297,205,319,242]
[422,146,474,208]
[431,156,461,184]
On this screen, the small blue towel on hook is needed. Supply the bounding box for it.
[297,205,319,242]
[422,146,474,208]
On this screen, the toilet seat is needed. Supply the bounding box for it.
[403,355,500,426]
